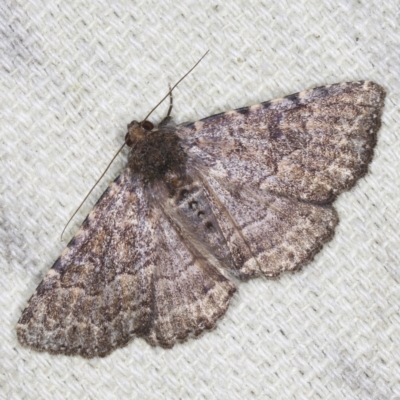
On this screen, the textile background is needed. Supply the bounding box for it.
[1,0,399,398]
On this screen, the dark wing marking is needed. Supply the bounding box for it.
[17,169,236,357]
[155,169,238,273]
[179,81,385,202]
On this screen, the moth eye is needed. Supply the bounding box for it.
[124,132,134,147]
[142,120,154,131]
[197,211,205,218]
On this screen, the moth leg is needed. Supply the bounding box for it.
[159,84,175,128]
[166,83,173,117]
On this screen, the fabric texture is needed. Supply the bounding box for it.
[1,0,399,398]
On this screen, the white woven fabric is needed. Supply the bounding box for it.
[1,0,400,398]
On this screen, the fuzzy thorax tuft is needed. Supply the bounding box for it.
[126,121,187,183]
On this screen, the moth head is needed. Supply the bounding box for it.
[125,120,154,147]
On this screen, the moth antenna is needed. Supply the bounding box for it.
[61,142,126,240]
[142,50,209,123]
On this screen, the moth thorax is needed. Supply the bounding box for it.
[128,129,187,182]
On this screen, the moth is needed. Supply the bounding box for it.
[17,77,385,358]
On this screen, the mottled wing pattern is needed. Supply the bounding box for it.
[18,80,385,357]
[17,169,236,357]
[161,171,338,279]
[200,175,338,277]
[179,81,385,203]
[177,81,385,278]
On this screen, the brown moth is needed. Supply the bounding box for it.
[17,80,385,358]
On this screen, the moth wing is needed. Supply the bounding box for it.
[199,173,338,278]
[154,166,337,279]
[179,81,385,202]
[17,169,236,358]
